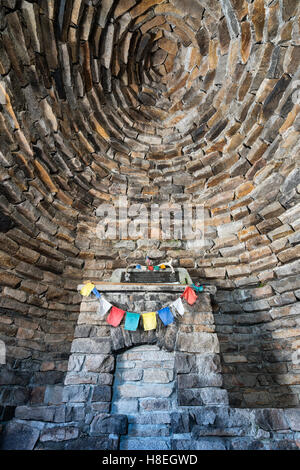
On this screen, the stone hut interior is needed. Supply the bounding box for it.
[0,0,300,451]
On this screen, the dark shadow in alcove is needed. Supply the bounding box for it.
[0,211,14,232]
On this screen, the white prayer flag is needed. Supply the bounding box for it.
[97,297,113,317]
[171,297,185,317]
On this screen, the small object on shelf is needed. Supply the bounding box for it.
[192,283,204,292]
[154,266,160,271]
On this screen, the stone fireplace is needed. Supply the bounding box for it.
[1,280,299,450]
[59,281,227,450]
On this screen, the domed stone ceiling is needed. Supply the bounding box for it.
[0,0,300,418]
[0,0,299,206]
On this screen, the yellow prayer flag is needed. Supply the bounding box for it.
[80,282,95,297]
[142,312,157,331]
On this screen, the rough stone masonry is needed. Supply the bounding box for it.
[0,0,300,451]
[1,285,300,450]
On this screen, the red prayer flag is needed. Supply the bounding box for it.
[107,306,126,327]
[181,286,198,305]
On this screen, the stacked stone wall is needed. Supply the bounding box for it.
[1,289,300,450]
[0,0,300,435]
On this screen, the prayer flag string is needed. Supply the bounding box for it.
[80,281,204,331]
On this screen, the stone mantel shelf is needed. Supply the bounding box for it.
[77,283,217,295]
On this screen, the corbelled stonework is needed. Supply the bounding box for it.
[0,0,300,450]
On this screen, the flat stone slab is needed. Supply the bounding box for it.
[176,332,220,353]
[77,283,217,294]
[0,421,40,450]
[120,437,171,450]
[117,383,174,399]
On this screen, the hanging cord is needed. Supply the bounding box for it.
[191,283,204,293]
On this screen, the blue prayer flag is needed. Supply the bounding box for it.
[158,307,174,326]
[92,287,101,299]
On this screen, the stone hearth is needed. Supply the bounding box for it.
[1,283,299,450]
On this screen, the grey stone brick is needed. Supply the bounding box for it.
[117,383,174,399]
[176,332,220,353]
[84,354,115,373]
[177,373,222,389]
[170,412,191,434]
[175,353,197,373]
[15,405,56,422]
[143,368,174,384]
[120,437,170,450]
[284,409,300,431]
[71,338,112,354]
[177,389,204,406]
[196,437,227,450]
[62,385,91,403]
[111,399,139,414]
[90,413,127,435]
[0,421,40,450]
[39,426,79,442]
[200,388,229,405]
[115,369,143,382]
[255,409,289,431]
[91,385,112,403]
[139,398,170,412]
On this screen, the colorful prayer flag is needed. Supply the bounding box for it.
[107,306,126,327]
[142,312,157,331]
[80,282,95,297]
[92,287,101,299]
[181,286,198,305]
[125,312,140,331]
[97,297,113,317]
[171,297,185,317]
[192,284,204,293]
[158,307,174,326]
